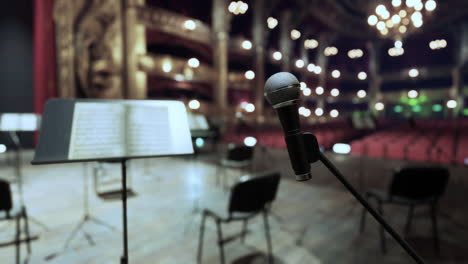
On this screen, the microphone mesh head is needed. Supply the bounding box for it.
[264,72,300,107]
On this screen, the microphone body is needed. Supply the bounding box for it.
[264,72,312,181]
[276,103,311,181]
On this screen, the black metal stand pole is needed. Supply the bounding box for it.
[318,152,425,264]
[121,159,128,264]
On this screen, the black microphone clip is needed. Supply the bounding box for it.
[302,132,320,164]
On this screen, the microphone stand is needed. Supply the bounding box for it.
[302,133,425,264]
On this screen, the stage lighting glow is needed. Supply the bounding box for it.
[195,138,204,148]
[388,47,404,56]
[408,68,419,78]
[430,39,447,50]
[447,100,457,109]
[412,105,422,112]
[324,46,338,56]
[302,108,311,117]
[330,88,340,97]
[241,40,252,50]
[348,49,364,59]
[315,86,324,95]
[229,1,248,15]
[392,14,401,24]
[394,105,403,113]
[399,10,407,17]
[272,51,282,60]
[330,109,339,118]
[395,40,403,48]
[307,63,315,72]
[295,59,305,68]
[376,5,386,15]
[245,103,255,113]
[313,66,322,74]
[425,0,436,11]
[183,20,196,31]
[187,58,200,68]
[377,21,385,30]
[464,109,468,116]
[432,104,443,112]
[408,90,418,98]
[0,144,6,153]
[358,72,367,80]
[267,17,278,29]
[162,60,172,72]
[357,90,367,98]
[333,143,351,154]
[188,99,201,110]
[315,108,324,116]
[300,82,306,90]
[304,39,319,49]
[245,70,255,80]
[331,70,341,78]
[291,29,301,40]
[392,0,402,7]
[375,102,385,111]
[243,136,257,147]
[368,15,378,26]
[399,25,407,33]
[303,88,312,96]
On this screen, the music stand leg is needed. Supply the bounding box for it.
[120,159,129,264]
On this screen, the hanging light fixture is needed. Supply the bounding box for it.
[367,0,437,41]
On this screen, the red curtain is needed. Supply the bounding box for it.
[33,0,57,115]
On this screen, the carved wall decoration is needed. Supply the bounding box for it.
[54,0,123,99]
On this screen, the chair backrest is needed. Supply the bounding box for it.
[226,144,255,162]
[389,167,449,201]
[228,171,280,214]
[0,179,13,212]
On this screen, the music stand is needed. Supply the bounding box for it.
[32,99,194,264]
[0,113,47,234]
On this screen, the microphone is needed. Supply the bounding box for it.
[264,72,312,181]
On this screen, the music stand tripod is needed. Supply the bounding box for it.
[45,162,116,261]
[8,131,47,232]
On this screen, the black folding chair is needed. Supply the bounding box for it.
[0,179,31,264]
[197,171,280,264]
[217,144,255,189]
[360,166,449,254]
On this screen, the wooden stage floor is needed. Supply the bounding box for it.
[0,148,468,264]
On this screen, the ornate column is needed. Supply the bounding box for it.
[367,41,382,116]
[122,0,147,99]
[212,0,230,117]
[450,22,468,117]
[253,0,266,123]
[279,10,292,72]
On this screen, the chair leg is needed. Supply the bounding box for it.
[241,219,248,243]
[15,216,20,264]
[404,205,414,236]
[216,220,225,264]
[263,211,274,264]
[360,194,369,234]
[431,204,440,256]
[197,213,206,264]
[22,207,32,255]
[378,201,386,254]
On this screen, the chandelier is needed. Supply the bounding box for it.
[367,0,437,41]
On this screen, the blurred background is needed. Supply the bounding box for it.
[1,0,468,263]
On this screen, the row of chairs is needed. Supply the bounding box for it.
[351,125,468,165]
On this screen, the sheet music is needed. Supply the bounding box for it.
[126,105,172,156]
[68,103,126,159]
